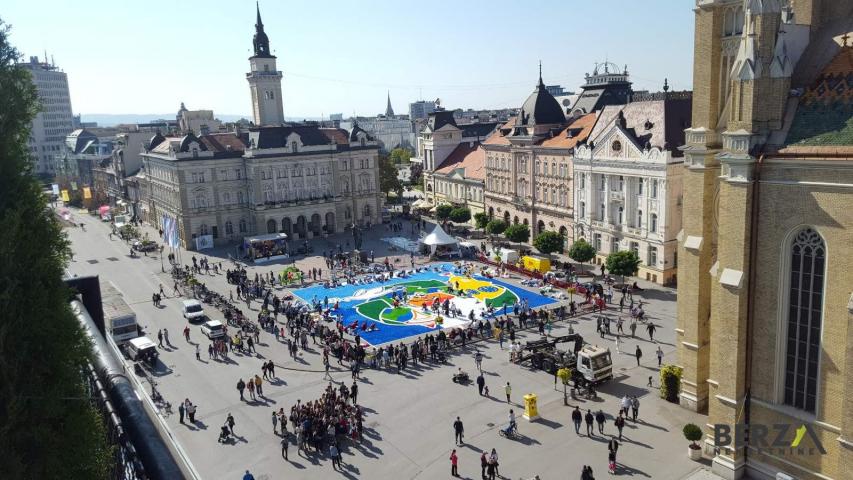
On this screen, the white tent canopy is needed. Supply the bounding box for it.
[420,224,460,257]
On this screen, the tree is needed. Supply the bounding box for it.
[449,207,471,224]
[435,203,453,221]
[389,147,412,165]
[0,20,110,478]
[568,238,597,274]
[378,153,402,200]
[533,230,564,255]
[409,162,423,186]
[473,212,489,231]
[485,219,507,235]
[557,367,572,406]
[605,250,642,283]
[504,223,530,243]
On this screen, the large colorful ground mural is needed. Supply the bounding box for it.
[292,263,557,346]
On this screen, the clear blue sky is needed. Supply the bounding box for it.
[5,0,695,119]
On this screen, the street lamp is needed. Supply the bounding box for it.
[160,245,165,272]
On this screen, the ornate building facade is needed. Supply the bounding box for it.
[573,91,692,285]
[141,6,382,250]
[676,1,853,479]
[482,72,596,250]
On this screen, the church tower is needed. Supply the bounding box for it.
[246,3,284,126]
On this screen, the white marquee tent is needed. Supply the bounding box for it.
[420,224,460,257]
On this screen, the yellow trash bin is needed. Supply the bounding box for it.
[523,393,540,421]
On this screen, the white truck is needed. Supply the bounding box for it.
[101,282,139,345]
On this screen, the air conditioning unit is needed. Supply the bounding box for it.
[775,473,795,480]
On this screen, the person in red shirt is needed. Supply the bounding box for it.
[450,449,459,477]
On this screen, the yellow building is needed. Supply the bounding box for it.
[677,1,853,479]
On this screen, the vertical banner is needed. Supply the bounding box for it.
[82,187,92,199]
[51,184,60,195]
[60,190,70,202]
[70,182,78,191]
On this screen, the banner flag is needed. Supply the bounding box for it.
[83,187,92,199]
[60,190,70,202]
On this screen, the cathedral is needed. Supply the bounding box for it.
[676,1,853,479]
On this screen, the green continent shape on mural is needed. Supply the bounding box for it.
[381,307,412,325]
[485,289,518,309]
[356,298,391,321]
[393,279,449,295]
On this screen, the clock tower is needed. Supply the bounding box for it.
[246,3,284,126]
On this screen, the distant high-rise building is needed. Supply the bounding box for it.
[409,100,436,121]
[18,55,75,176]
[545,84,569,97]
[246,4,284,126]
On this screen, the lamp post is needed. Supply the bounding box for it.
[160,245,165,272]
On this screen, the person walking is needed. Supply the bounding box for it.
[243,470,255,480]
[450,449,459,477]
[474,350,483,373]
[254,375,263,397]
[635,345,643,366]
[280,432,289,460]
[581,465,595,480]
[178,401,185,424]
[656,345,664,367]
[195,344,200,361]
[453,417,464,445]
[595,409,606,435]
[323,356,332,380]
[489,448,499,477]
[163,328,170,347]
[615,414,625,440]
[271,410,278,434]
[247,379,255,400]
[647,323,657,342]
[476,373,485,396]
[183,325,190,342]
[157,329,163,347]
[631,396,640,422]
[237,378,246,401]
[572,406,582,435]
[329,443,341,470]
[584,409,594,436]
[504,382,512,403]
[480,452,488,480]
[186,402,197,423]
[615,334,621,354]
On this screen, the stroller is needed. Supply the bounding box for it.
[218,424,232,443]
[499,421,518,438]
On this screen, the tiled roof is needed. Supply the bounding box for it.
[785,45,853,147]
[460,122,499,139]
[320,128,349,145]
[434,142,486,180]
[151,138,182,155]
[199,133,246,153]
[483,118,515,146]
[539,112,598,148]
[589,95,691,155]
[250,125,335,149]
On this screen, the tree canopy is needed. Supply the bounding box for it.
[449,207,471,224]
[378,153,402,199]
[389,147,412,164]
[606,250,642,281]
[485,219,508,235]
[0,20,110,478]
[568,238,596,264]
[473,212,489,230]
[504,223,530,243]
[435,203,453,221]
[533,230,564,255]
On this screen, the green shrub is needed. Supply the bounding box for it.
[660,364,683,402]
[683,423,703,445]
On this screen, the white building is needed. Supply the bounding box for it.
[340,117,414,151]
[409,100,436,121]
[18,56,75,176]
[572,91,692,285]
[176,103,222,135]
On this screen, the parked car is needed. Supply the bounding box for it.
[201,320,225,339]
[132,240,159,252]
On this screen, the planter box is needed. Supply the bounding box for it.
[688,446,702,461]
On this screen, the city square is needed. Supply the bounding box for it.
[64,210,708,479]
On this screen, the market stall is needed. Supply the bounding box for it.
[420,224,460,258]
[243,232,288,264]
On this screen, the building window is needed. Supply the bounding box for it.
[784,228,825,413]
[637,210,642,228]
[630,241,639,256]
[239,219,247,233]
[580,201,586,218]
[611,237,620,253]
[580,173,585,189]
[648,246,657,266]
[593,233,602,251]
[291,141,298,152]
[618,176,624,191]
[650,214,658,232]
[225,221,233,235]
[638,178,644,196]
[651,179,658,198]
[600,176,606,191]
[199,223,209,236]
[617,206,624,224]
[599,203,605,221]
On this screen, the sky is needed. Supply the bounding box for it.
[5,0,695,120]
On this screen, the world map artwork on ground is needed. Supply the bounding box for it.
[293,263,557,346]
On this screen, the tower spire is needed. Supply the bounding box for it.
[252,1,272,58]
[385,91,395,117]
[538,60,544,87]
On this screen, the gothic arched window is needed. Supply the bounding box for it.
[783,228,825,413]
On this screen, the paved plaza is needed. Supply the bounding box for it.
[64,209,720,480]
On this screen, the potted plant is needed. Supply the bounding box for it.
[683,423,703,460]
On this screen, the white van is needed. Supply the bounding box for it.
[182,300,205,321]
[201,320,225,339]
[126,336,158,363]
